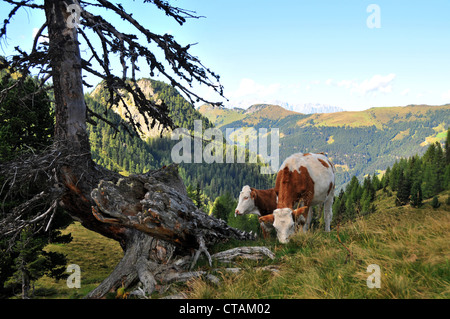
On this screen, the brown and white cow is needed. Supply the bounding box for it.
[235,185,277,238]
[259,152,335,243]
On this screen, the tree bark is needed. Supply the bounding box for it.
[43,0,129,245]
[45,0,86,145]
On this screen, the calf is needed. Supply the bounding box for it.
[235,185,277,238]
[260,152,335,243]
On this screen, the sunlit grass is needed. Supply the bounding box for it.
[34,222,123,299]
[33,190,449,299]
[186,191,450,299]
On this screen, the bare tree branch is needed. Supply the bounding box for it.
[1,0,225,138]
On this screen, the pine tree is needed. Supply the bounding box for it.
[211,193,235,223]
[444,165,450,190]
[0,71,72,298]
[382,166,391,190]
[445,127,450,165]
[431,196,440,209]
[195,182,204,211]
[372,173,382,191]
[363,175,376,202]
[410,181,423,208]
[361,189,372,214]
[0,74,53,161]
[396,171,411,206]
[2,221,71,298]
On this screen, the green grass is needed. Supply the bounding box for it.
[33,190,449,299]
[184,191,450,299]
[34,222,123,299]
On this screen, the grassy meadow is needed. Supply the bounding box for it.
[35,189,449,299]
[34,223,123,299]
[186,190,450,299]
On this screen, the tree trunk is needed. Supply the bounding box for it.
[41,0,255,298]
[21,267,30,299]
[45,0,87,146]
[43,0,128,246]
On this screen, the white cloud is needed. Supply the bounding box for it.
[230,78,281,99]
[351,73,396,95]
[331,74,396,96]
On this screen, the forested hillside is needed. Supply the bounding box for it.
[86,80,275,206]
[331,129,450,227]
[200,103,450,189]
[90,78,213,137]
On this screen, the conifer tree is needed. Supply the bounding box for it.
[445,127,450,165]
[410,181,423,208]
[396,171,411,206]
[431,196,441,209]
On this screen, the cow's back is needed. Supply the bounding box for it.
[253,188,278,215]
[277,152,335,206]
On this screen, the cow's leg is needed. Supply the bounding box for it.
[260,221,272,239]
[324,195,334,232]
[302,206,313,232]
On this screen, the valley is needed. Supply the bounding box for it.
[86,78,449,198]
[198,102,450,189]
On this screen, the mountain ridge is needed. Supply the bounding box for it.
[199,102,450,129]
[90,78,213,139]
[199,101,449,189]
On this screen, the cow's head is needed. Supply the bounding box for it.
[259,206,308,243]
[235,185,257,216]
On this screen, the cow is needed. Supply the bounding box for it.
[259,152,335,243]
[235,185,277,238]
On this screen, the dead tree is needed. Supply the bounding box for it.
[0,0,258,298]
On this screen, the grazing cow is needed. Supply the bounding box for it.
[259,152,335,243]
[235,185,277,238]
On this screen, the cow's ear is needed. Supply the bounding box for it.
[250,189,257,199]
[259,214,274,224]
[293,206,309,219]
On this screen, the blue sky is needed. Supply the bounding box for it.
[1,0,450,111]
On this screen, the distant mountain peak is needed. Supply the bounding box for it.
[224,100,344,114]
[244,104,272,114]
[277,102,344,114]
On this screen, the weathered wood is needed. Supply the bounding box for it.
[90,164,255,249]
[211,246,276,263]
[83,164,261,298]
